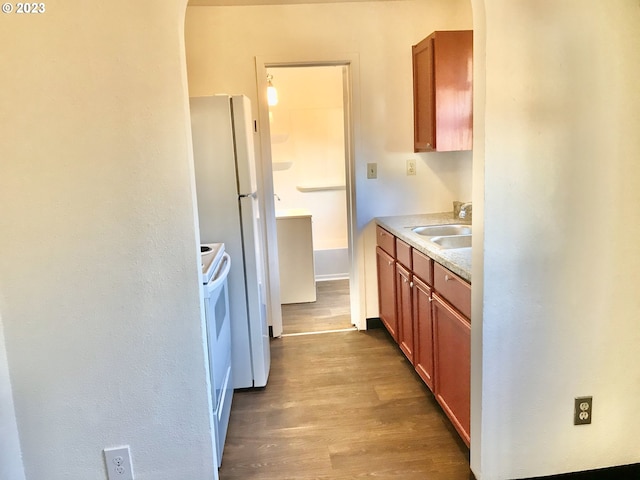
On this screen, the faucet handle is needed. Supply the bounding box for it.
[454,201,472,220]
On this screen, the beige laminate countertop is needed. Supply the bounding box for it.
[375,212,472,283]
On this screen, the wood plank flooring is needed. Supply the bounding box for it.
[281,279,353,335]
[219,283,472,479]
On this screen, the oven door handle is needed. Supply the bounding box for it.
[206,253,231,293]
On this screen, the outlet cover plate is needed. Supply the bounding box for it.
[407,159,416,176]
[104,446,134,480]
[574,396,593,425]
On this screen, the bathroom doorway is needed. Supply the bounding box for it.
[266,64,353,336]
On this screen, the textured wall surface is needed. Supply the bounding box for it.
[0,315,26,480]
[0,1,216,479]
[471,0,640,478]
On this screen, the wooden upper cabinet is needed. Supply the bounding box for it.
[412,30,473,152]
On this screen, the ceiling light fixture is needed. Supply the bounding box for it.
[267,73,278,106]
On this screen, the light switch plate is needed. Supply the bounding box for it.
[367,163,377,179]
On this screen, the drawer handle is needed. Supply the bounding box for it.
[387,260,393,266]
[410,281,414,288]
[445,274,452,282]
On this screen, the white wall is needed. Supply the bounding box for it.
[472,0,640,478]
[184,0,473,320]
[0,1,216,479]
[270,66,348,251]
[0,315,26,480]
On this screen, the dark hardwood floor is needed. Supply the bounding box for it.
[219,280,472,479]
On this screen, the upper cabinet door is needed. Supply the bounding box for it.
[412,35,435,151]
[412,30,473,152]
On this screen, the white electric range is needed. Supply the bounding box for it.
[201,243,225,284]
[200,243,233,468]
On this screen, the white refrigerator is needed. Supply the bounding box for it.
[190,94,271,388]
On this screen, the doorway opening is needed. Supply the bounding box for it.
[264,64,354,336]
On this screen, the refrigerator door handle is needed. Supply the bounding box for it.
[239,192,257,199]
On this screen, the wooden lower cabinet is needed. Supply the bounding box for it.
[375,225,470,447]
[376,246,398,340]
[413,276,434,390]
[432,292,471,446]
[396,263,414,363]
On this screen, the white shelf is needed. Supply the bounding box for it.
[272,161,293,171]
[296,184,346,192]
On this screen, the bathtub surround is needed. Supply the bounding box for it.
[314,248,350,281]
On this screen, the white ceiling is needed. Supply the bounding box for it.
[188,0,396,6]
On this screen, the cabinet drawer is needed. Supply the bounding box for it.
[412,249,433,285]
[395,238,412,269]
[433,263,471,319]
[376,226,396,257]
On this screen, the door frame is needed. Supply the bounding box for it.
[255,54,364,336]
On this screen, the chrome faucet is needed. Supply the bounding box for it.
[453,201,472,220]
[458,202,472,219]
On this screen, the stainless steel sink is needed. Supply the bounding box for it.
[430,235,472,249]
[412,224,472,237]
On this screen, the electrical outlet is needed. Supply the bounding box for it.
[104,446,134,480]
[367,162,377,179]
[406,159,416,176]
[574,396,593,425]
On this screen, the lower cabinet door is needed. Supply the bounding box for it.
[433,293,470,446]
[376,246,398,340]
[413,277,434,390]
[396,263,414,363]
